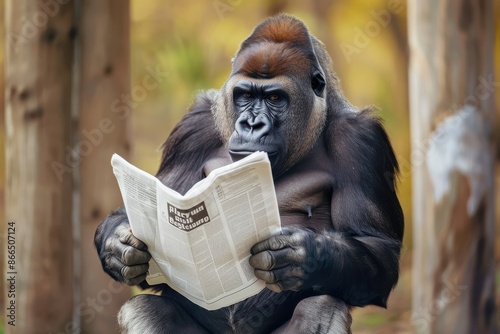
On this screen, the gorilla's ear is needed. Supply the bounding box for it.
[311,69,326,97]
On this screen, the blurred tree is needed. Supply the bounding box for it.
[4,1,74,332]
[409,0,496,333]
[78,1,131,333]
[3,1,132,332]
[265,0,288,16]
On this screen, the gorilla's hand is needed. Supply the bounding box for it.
[95,209,151,286]
[249,226,329,293]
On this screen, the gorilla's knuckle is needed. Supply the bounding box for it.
[274,237,289,250]
[291,232,306,245]
[123,278,133,286]
[121,266,130,279]
[264,251,275,270]
[294,247,307,261]
[121,246,134,265]
[104,238,116,252]
[268,239,280,250]
[116,226,132,242]
[121,232,133,245]
[266,270,277,283]
[104,254,113,267]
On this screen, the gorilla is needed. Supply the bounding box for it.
[95,14,404,333]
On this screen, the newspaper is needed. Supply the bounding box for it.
[111,151,282,310]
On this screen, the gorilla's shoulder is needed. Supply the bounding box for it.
[156,90,223,193]
[160,90,221,154]
[325,107,399,183]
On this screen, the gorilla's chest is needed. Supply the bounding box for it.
[203,152,334,231]
[274,166,333,230]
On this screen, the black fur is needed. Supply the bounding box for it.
[156,90,223,195]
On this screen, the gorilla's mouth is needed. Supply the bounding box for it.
[229,150,278,166]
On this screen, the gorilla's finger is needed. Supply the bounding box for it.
[106,257,148,286]
[266,277,304,293]
[277,278,305,292]
[250,234,294,255]
[113,241,151,266]
[265,282,283,293]
[124,273,148,287]
[249,248,292,270]
[116,226,148,251]
[105,256,127,282]
[121,263,149,280]
[254,266,305,284]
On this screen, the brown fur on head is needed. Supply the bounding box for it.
[213,14,350,175]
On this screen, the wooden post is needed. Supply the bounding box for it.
[0,0,6,317]
[4,1,75,332]
[78,1,131,332]
[409,0,496,333]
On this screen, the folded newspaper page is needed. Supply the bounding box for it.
[111,151,282,310]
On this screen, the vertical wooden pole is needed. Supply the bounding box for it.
[78,1,131,332]
[4,1,75,332]
[0,0,6,318]
[409,0,496,333]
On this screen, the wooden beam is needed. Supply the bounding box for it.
[4,1,75,332]
[78,1,131,332]
[409,0,496,333]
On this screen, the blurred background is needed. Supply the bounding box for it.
[1,0,499,333]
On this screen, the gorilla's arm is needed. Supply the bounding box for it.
[94,92,223,284]
[322,111,403,306]
[250,110,404,307]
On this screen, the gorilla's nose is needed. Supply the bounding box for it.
[236,113,271,139]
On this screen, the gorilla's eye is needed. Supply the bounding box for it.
[268,94,280,101]
[243,93,253,99]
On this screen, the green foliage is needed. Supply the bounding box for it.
[354,312,389,328]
